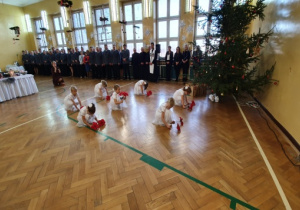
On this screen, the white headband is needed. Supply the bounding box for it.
[88,103,93,108]
[184,86,189,90]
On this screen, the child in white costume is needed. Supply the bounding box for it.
[110,84,127,110]
[152,97,175,128]
[77,103,98,127]
[134,80,148,95]
[94,80,108,99]
[173,86,192,108]
[64,86,82,112]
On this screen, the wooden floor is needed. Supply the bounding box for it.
[0,75,299,210]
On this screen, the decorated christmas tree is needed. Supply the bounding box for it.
[192,0,275,97]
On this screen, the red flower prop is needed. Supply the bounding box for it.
[119,92,128,97]
[97,119,106,127]
[106,95,110,101]
[177,123,181,132]
[91,122,99,130]
[80,106,84,109]
[179,117,183,126]
[147,90,152,97]
[188,101,196,111]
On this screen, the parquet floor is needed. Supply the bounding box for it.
[0,75,299,210]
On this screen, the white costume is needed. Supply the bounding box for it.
[152,102,173,126]
[110,92,127,110]
[173,89,185,106]
[94,83,107,98]
[134,80,147,95]
[64,93,80,111]
[149,49,155,74]
[77,106,96,127]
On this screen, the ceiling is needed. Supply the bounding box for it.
[1,0,44,7]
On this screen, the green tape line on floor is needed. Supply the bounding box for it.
[67,115,258,210]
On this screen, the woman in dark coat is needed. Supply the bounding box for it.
[174,47,183,82]
[51,61,65,86]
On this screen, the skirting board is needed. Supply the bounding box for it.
[254,97,300,153]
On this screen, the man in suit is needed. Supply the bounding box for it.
[139,47,147,80]
[182,44,190,82]
[165,46,173,81]
[121,44,130,80]
[102,44,111,79]
[89,47,96,78]
[111,45,121,80]
[95,47,103,79]
[132,48,139,79]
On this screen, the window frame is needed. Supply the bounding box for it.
[53,15,67,51]
[34,18,48,52]
[157,0,180,57]
[72,10,88,51]
[123,2,143,54]
[94,5,113,49]
[195,0,213,52]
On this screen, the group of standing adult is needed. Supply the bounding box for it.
[22,42,200,86]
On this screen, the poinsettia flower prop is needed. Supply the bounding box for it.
[106,96,110,101]
[188,100,196,111]
[119,92,128,96]
[179,117,183,126]
[91,122,99,130]
[177,123,181,132]
[97,119,106,127]
[147,90,152,97]
[119,92,129,100]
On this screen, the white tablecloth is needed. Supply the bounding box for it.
[0,74,38,102]
[5,65,25,71]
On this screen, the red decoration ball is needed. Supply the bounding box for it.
[242,75,245,79]
[232,65,235,69]
[274,81,278,85]
[224,52,227,55]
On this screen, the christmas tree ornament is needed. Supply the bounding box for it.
[246,48,249,54]
[242,75,245,79]
[221,93,224,96]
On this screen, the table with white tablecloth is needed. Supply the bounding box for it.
[0,74,39,102]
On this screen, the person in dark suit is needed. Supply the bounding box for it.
[132,48,140,79]
[121,44,130,80]
[165,46,173,81]
[111,45,121,80]
[95,47,103,79]
[139,47,147,80]
[42,50,50,75]
[182,44,190,82]
[89,47,96,78]
[102,44,111,79]
[174,47,182,82]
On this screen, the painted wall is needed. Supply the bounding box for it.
[0,4,34,70]
[252,0,300,143]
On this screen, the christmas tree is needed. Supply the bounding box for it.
[192,0,275,97]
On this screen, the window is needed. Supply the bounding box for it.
[53,16,67,51]
[34,19,48,52]
[195,0,212,52]
[95,6,112,49]
[124,2,143,54]
[157,0,179,56]
[72,11,88,51]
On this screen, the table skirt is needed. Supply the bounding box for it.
[0,74,39,102]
